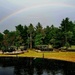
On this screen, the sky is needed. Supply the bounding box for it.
[0,0,75,32]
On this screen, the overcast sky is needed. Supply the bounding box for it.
[0,0,75,32]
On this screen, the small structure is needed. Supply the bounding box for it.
[35,45,53,51]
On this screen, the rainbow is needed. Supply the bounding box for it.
[0,2,74,24]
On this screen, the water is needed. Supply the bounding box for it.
[0,57,75,75]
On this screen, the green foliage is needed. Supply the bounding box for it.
[60,17,74,49]
[34,22,45,46]
[27,23,34,49]
[36,22,43,34]
[22,25,28,45]
[0,17,75,50]
[0,33,3,49]
[0,33,3,42]
[35,34,43,46]
[65,42,70,49]
[27,23,34,34]
[15,24,23,33]
[3,29,9,34]
[44,26,51,44]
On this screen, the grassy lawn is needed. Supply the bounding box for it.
[0,49,75,62]
[44,52,75,62]
[19,50,75,62]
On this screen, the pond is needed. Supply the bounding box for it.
[0,57,75,75]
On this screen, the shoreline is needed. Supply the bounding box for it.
[0,50,75,63]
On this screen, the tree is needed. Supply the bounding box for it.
[3,29,10,50]
[44,26,52,44]
[15,30,23,50]
[0,33,3,49]
[15,24,24,48]
[35,33,43,46]
[36,22,43,33]
[50,26,62,48]
[60,17,73,49]
[0,33,3,42]
[0,19,74,50]
[22,25,28,46]
[15,24,29,47]
[3,29,9,34]
[35,22,45,46]
[2,30,16,52]
[71,23,75,45]
[27,23,34,49]
[15,24,23,34]
[8,31,16,46]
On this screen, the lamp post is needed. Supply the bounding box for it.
[43,52,44,58]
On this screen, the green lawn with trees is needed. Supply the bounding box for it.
[0,17,75,52]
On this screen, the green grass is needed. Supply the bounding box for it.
[0,49,75,62]
[20,50,75,62]
[68,45,75,49]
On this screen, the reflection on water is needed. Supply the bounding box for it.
[0,57,75,75]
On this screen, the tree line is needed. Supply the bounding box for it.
[0,17,75,51]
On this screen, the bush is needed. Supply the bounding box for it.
[8,47,15,52]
